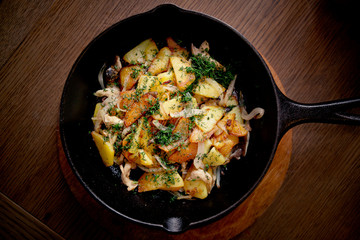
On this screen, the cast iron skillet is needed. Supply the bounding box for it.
[59,4,360,233]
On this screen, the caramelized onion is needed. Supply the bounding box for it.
[241,107,265,121]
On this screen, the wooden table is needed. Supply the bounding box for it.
[1,0,359,239]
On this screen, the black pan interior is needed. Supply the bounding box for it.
[60,4,280,231]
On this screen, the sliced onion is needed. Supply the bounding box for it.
[176,195,193,200]
[117,107,127,112]
[169,191,193,200]
[120,162,138,191]
[219,75,236,106]
[229,148,242,160]
[181,162,188,178]
[186,168,212,192]
[98,63,106,89]
[108,133,118,145]
[244,132,250,156]
[159,139,189,152]
[216,120,228,134]
[121,126,132,138]
[152,120,168,131]
[170,108,205,118]
[191,43,201,56]
[241,107,265,120]
[154,155,170,170]
[199,41,210,52]
[193,142,205,169]
[216,166,221,188]
[114,154,124,165]
[162,85,179,92]
[104,115,124,128]
[137,165,164,173]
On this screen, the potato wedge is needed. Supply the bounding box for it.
[139,117,156,154]
[227,105,243,124]
[162,97,184,116]
[147,47,172,75]
[119,65,143,90]
[137,149,155,167]
[189,127,206,143]
[119,90,136,110]
[194,105,225,133]
[91,131,114,167]
[158,117,190,152]
[184,165,213,199]
[226,95,239,107]
[137,75,159,93]
[211,131,229,149]
[168,142,198,163]
[230,120,248,137]
[122,122,141,154]
[124,93,156,127]
[217,112,236,133]
[203,147,226,167]
[193,77,225,98]
[172,117,191,140]
[184,178,208,199]
[166,37,189,59]
[218,134,239,157]
[170,56,195,91]
[123,38,158,65]
[138,171,184,192]
[92,103,102,125]
[157,70,175,85]
[144,39,159,64]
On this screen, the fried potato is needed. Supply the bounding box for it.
[120,65,143,90]
[147,47,172,75]
[194,106,225,133]
[138,171,184,192]
[91,131,114,167]
[170,56,195,91]
[124,93,156,127]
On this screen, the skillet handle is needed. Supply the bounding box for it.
[277,90,360,136]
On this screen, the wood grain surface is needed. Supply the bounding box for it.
[0,0,359,239]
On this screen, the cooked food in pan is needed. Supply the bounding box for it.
[91,37,264,199]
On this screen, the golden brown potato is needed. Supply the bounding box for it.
[230,120,248,137]
[91,131,114,167]
[147,47,172,75]
[184,178,208,199]
[137,75,159,93]
[123,38,158,65]
[170,56,195,91]
[192,77,225,98]
[194,106,225,133]
[168,142,198,163]
[166,37,189,59]
[202,147,226,166]
[183,165,213,199]
[157,70,175,85]
[124,93,156,127]
[119,90,136,110]
[138,171,184,192]
[218,134,239,157]
[120,65,143,90]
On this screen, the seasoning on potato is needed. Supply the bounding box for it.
[91,37,264,199]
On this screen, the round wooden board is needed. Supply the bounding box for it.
[57,61,292,239]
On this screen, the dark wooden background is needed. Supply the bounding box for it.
[1,0,359,239]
